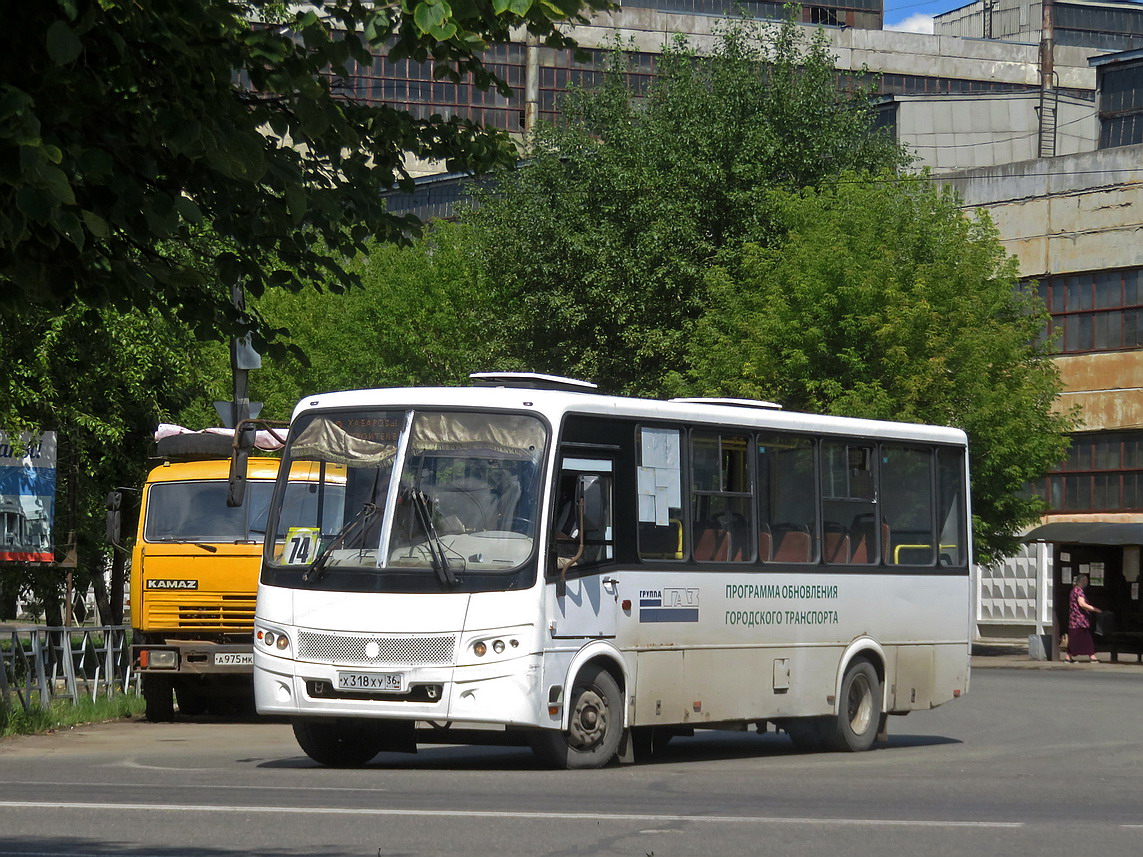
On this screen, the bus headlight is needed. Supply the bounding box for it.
[467,636,521,662]
[257,628,291,654]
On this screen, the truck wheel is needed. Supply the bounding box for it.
[292,719,384,767]
[175,685,208,716]
[142,675,175,722]
[530,664,623,769]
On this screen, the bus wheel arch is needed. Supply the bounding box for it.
[532,654,627,769]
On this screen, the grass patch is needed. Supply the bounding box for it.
[0,692,145,738]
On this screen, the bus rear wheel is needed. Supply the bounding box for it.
[823,658,881,752]
[530,664,623,769]
[292,719,384,767]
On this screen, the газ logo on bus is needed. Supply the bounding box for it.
[145,579,199,590]
[639,587,699,623]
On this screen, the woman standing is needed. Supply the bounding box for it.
[1064,573,1102,663]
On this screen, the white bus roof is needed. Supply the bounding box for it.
[291,383,967,446]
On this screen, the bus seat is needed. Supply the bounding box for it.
[823,524,849,564]
[772,527,811,563]
[694,524,729,561]
[849,513,881,564]
[717,512,751,562]
[758,525,772,562]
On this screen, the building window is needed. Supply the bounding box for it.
[1097,58,1143,148]
[1034,267,1143,354]
[1037,431,1143,513]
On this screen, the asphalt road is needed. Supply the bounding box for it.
[1,667,1141,857]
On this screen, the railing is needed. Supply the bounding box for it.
[0,625,132,711]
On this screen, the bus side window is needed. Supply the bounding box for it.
[637,427,684,561]
[757,434,818,563]
[554,462,614,571]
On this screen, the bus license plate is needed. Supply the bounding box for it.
[337,671,405,693]
[214,653,253,666]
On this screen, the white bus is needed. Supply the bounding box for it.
[253,373,972,768]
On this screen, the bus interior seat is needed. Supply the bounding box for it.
[823,522,849,563]
[850,516,890,564]
[716,512,751,562]
[693,523,730,561]
[758,525,772,562]
[772,525,812,563]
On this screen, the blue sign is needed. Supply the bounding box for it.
[0,432,56,563]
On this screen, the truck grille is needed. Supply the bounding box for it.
[297,631,456,666]
[146,595,256,631]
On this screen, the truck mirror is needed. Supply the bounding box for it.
[227,447,249,507]
[105,490,123,548]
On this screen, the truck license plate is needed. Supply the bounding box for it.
[337,671,405,693]
[214,652,254,666]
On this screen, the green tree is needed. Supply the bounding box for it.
[230,221,495,419]
[681,174,1075,562]
[465,17,908,394]
[1,0,606,348]
[0,305,209,623]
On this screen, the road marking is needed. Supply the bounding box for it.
[0,800,1022,828]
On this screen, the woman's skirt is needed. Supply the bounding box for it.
[1067,626,1096,657]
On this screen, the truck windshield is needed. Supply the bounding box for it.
[145,481,276,543]
[268,409,545,575]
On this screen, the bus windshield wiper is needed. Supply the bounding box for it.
[302,502,378,584]
[407,489,457,588]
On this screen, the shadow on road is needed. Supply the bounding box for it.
[0,838,346,857]
[255,727,962,771]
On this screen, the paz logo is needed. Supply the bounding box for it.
[639,587,699,623]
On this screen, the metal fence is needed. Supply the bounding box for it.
[0,625,132,711]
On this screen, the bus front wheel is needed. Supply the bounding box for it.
[823,658,881,752]
[531,664,623,769]
[292,719,383,767]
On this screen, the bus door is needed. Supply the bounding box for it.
[549,457,617,639]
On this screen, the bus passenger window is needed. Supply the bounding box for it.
[881,445,934,566]
[638,427,684,560]
[757,434,817,563]
[937,448,967,567]
[691,432,753,563]
[821,441,876,564]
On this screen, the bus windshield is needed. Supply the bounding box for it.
[268,409,546,576]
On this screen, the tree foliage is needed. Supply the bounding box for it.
[465,17,908,394]
[681,174,1076,561]
[1,0,607,347]
[241,222,495,418]
[0,305,210,623]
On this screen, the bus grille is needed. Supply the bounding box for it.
[145,595,255,631]
[296,632,456,666]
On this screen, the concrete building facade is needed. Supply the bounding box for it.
[942,144,1143,649]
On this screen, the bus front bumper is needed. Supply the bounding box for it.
[254,652,543,727]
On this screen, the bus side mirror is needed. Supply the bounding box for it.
[105,490,124,549]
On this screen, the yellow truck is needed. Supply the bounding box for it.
[121,432,282,720]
